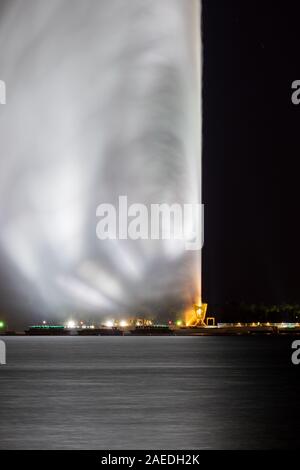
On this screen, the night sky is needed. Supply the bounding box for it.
[202,1,300,307]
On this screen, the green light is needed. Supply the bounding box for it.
[176,320,182,326]
[0,321,4,329]
[30,325,64,329]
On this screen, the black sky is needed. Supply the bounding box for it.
[202,0,300,307]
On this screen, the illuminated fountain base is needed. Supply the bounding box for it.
[186,303,208,327]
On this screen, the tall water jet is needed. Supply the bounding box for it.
[0,0,202,325]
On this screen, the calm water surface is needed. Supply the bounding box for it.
[0,336,299,449]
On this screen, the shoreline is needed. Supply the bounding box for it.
[2,324,300,337]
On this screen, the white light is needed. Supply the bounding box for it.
[105,320,114,328]
[66,320,76,329]
[42,320,46,325]
[120,320,128,327]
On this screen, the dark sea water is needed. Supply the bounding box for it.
[0,336,300,449]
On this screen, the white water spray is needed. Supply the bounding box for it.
[0,0,201,322]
